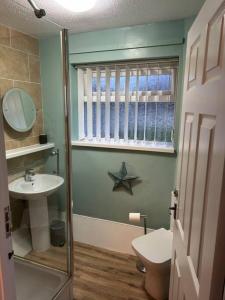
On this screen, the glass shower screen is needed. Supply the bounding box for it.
[2,1,73,299]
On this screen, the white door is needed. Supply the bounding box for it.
[0,113,16,300]
[169,0,225,299]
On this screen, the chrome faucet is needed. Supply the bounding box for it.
[24,169,35,182]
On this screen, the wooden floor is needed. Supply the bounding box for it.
[26,242,152,300]
[73,242,152,300]
[25,244,67,272]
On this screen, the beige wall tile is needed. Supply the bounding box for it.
[4,127,41,150]
[11,29,39,55]
[25,151,44,162]
[4,121,31,142]
[24,152,45,168]
[3,124,19,142]
[5,140,12,150]
[8,172,24,184]
[4,126,24,143]
[20,136,39,147]
[7,156,45,177]
[24,162,45,173]
[0,78,13,99]
[29,55,40,83]
[1,79,14,144]
[0,46,29,81]
[0,25,10,46]
[2,25,45,232]
[4,131,10,142]
[36,110,43,131]
[5,139,21,150]
[0,25,43,151]
[7,156,25,174]
[14,81,42,111]
[32,120,43,137]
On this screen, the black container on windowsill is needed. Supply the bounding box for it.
[39,134,48,144]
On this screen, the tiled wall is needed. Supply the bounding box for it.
[0,24,44,150]
[0,24,46,231]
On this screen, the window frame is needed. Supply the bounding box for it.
[74,59,178,153]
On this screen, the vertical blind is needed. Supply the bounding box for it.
[77,60,178,147]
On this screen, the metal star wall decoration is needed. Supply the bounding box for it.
[108,162,138,195]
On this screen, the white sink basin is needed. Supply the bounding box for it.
[9,174,64,200]
[9,174,64,252]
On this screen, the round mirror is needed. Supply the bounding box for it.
[2,88,36,132]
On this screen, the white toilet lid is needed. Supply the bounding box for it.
[132,228,173,264]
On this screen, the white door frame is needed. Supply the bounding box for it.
[0,113,16,300]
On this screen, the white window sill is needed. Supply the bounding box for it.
[72,139,175,154]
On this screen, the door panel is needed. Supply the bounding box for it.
[172,257,181,300]
[169,0,225,299]
[188,38,200,88]
[189,116,215,276]
[0,113,16,300]
[178,114,194,227]
[204,13,224,80]
[170,253,181,300]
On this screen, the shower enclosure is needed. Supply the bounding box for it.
[0,1,73,299]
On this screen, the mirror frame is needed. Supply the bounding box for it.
[2,88,37,133]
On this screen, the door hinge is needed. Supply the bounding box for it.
[8,250,14,260]
[169,203,177,220]
[173,189,179,198]
[4,206,12,239]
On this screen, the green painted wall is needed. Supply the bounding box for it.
[39,34,67,211]
[72,149,176,229]
[69,20,184,64]
[69,19,189,229]
[38,19,193,229]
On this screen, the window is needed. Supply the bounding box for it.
[75,59,178,152]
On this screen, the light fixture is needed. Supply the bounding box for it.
[54,0,96,12]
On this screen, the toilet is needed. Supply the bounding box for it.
[132,228,173,300]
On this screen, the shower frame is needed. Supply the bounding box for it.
[0,28,74,300]
[52,28,74,299]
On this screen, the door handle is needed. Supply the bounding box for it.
[169,204,177,220]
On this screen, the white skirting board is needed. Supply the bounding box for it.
[73,214,152,255]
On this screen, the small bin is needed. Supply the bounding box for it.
[50,220,65,247]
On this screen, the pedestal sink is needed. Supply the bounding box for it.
[9,174,64,252]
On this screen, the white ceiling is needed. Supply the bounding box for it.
[0,0,205,37]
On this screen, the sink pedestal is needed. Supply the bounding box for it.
[29,196,50,252]
[9,174,64,252]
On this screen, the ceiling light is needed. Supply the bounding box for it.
[54,0,96,12]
